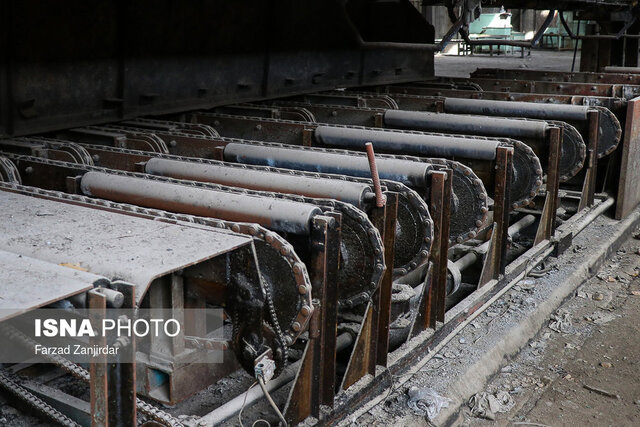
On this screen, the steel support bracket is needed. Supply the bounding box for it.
[579,110,600,211]
[535,127,563,245]
[341,192,398,389]
[479,146,513,286]
[410,169,451,335]
[284,214,341,425]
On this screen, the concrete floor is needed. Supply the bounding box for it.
[435,49,581,78]
[465,233,640,426]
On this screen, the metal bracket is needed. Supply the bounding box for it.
[534,127,563,246]
[283,214,341,424]
[579,110,600,211]
[341,192,398,388]
[479,146,513,286]
[410,169,451,335]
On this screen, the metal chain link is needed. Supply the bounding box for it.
[0,369,80,427]
[0,324,184,427]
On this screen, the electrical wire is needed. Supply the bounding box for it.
[238,381,257,427]
[257,376,288,427]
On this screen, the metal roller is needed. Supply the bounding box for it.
[384,109,548,140]
[222,142,487,243]
[314,125,500,161]
[145,157,373,207]
[144,157,432,276]
[80,171,322,235]
[443,97,621,157]
[313,125,542,208]
[223,142,433,188]
[383,110,585,182]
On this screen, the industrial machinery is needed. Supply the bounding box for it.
[2,1,640,426]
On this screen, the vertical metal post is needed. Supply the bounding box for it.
[375,192,398,367]
[410,169,450,336]
[319,212,341,407]
[435,169,452,322]
[108,282,137,427]
[88,290,108,427]
[579,110,600,210]
[341,202,387,388]
[479,147,513,286]
[284,214,341,424]
[535,127,562,245]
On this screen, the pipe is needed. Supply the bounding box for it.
[409,214,537,307]
[365,143,385,207]
[454,214,536,273]
[314,125,500,161]
[80,171,322,235]
[444,97,590,122]
[144,157,373,208]
[198,333,354,425]
[382,109,586,182]
[384,110,549,140]
[443,97,621,159]
[223,143,433,188]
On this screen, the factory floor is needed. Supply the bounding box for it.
[435,49,581,77]
[463,232,640,426]
[351,216,640,427]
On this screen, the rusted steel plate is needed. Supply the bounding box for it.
[0,250,103,320]
[616,96,640,219]
[471,68,640,85]
[0,189,253,304]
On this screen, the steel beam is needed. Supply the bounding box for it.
[284,214,341,424]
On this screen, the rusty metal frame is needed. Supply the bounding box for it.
[341,192,399,389]
[108,282,137,426]
[375,193,398,367]
[432,77,640,99]
[410,169,451,336]
[88,284,137,427]
[479,146,513,286]
[284,214,341,424]
[471,68,640,85]
[579,110,600,210]
[535,128,563,245]
[88,289,108,427]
